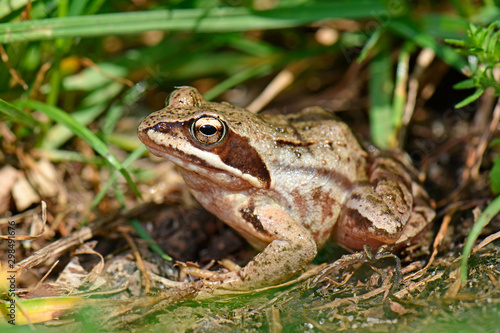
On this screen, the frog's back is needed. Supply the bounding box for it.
[259,107,369,182]
[253,107,370,247]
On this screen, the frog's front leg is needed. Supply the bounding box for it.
[210,198,317,290]
[335,151,416,250]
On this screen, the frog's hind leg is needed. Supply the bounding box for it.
[395,181,436,245]
[334,151,416,250]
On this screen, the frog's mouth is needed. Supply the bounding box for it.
[138,127,216,170]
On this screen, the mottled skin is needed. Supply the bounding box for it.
[138,87,435,290]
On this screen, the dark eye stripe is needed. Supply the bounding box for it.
[153,122,169,132]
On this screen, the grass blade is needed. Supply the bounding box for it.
[369,46,394,149]
[388,18,467,71]
[203,63,274,101]
[0,1,389,43]
[91,145,147,209]
[461,195,500,282]
[0,98,37,128]
[17,99,141,198]
[392,43,412,134]
[0,296,84,325]
[129,218,172,261]
[455,88,484,108]
[0,0,32,19]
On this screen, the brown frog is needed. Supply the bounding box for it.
[138,86,435,290]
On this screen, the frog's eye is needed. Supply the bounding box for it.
[191,116,226,145]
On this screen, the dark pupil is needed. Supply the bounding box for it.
[200,124,217,136]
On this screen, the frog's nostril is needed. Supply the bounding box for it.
[154,122,169,132]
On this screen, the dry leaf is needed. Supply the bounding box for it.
[12,176,40,211]
[0,165,18,214]
[26,159,61,197]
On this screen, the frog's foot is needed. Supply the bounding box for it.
[178,266,248,291]
[362,244,403,293]
[177,260,251,290]
[179,262,237,281]
[182,239,317,290]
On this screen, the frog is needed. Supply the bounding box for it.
[137,86,435,290]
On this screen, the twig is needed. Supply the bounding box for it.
[29,62,52,100]
[473,230,500,253]
[398,48,435,146]
[121,229,151,294]
[470,97,500,179]
[246,61,307,113]
[81,57,134,88]
[15,203,155,275]
[34,260,59,290]
[16,226,93,274]
[0,201,47,241]
[0,44,28,90]
[437,92,497,207]
[404,209,455,282]
[267,306,283,333]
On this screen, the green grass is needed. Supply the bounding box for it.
[1,0,500,329]
[0,0,478,152]
[0,2,389,43]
